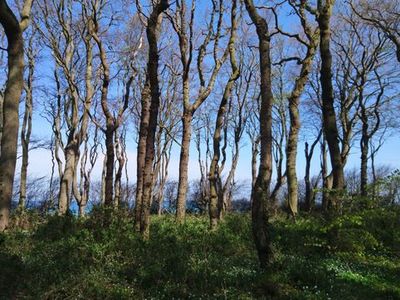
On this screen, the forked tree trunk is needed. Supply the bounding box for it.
[173,1,226,223]
[286,11,318,217]
[209,0,239,229]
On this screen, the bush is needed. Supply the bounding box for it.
[0,208,399,299]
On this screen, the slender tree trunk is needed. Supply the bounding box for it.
[176,109,192,222]
[18,44,34,210]
[58,144,77,214]
[104,125,115,206]
[134,81,150,231]
[251,138,259,189]
[286,27,318,217]
[371,146,377,201]
[209,0,239,229]
[321,137,330,212]
[0,1,26,231]
[114,132,125,208]
[101,155,107,205]
[138,0,169,238]
[318,0,345,213]
[157,144,171,215]
[304,142,313,212]
[244,0,274,269]
[360,114,369,196]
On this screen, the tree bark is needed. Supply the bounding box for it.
[176,109,192,221]
[135,81,150,231]
[104,125,114,206]
[18,37,35,210]
[0,0,26,230]
[58,144,77,214]
[114,131,125,208]
[286,8,318,217]
[138,0,169,238]
[244,0,274,269]
[304,130,322,212]
[317,0,345,213]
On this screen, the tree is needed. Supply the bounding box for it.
[18,29,37,211]
[36,0,95,214]
[135,0,169,238]
[0,0,33,231]
[349,0,400,62]
[280,1,319,218]
[88,0,136,207]
[168,0,228,223]
[208,0,239,229]
[315,0,345,212]
[244,0,275,268]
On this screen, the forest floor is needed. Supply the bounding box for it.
[0,208,399,299]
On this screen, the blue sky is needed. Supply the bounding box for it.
[2,0,400,197]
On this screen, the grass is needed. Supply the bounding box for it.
[0,207,399,299]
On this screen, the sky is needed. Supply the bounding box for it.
[2,0,400,199]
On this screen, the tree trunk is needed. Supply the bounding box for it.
[360,115,369,197]
[138,0,169,238]
[209,0,239,229]
[104,125,115,207]
[58,144,77,214]
[321,137,331,212]
[0,1,25,231]
[18,44,34,210]
[101,155,107,205]
[244,0,274,269]
[114,132,125,208]
[286,27,317,217]
[304,142,313,212]
[134,81,150,231]
[157,144,171,215]
[176,109,192,222]
[318,0,345,213]
[0,91,3,155]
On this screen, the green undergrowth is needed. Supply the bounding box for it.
[0,207,399,299]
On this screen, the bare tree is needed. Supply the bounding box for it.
[349,0,400,62]
[135,0,169,238]
[244,0,274,268]
[275,1,319,218]
[18,29,37,210]
[36,0,96,214]
[208,0,239,229]
[308,0,345,212]
[168,0,228,223]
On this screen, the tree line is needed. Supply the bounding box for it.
[0,0,399,268]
